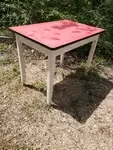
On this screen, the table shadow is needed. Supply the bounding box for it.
[52,69,113,124]
[24,65,113,124]
[24,84,46,96]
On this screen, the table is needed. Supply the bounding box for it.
[9,20,104,104]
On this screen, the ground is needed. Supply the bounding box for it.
[0,41,113,150]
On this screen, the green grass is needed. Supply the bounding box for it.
[92,57,113,68]
[0,42,19,86]
[74,62,100,82]
[32,81,47,93]
[0,64,20,86]
[0,28,12,36]
[0,43,9,52]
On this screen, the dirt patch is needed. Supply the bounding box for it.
[0,43,113,150]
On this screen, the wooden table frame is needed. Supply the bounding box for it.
[16,33,99,104]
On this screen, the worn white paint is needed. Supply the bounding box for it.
[15,33,100,104]
[16,35,25,85]
[60,53,65,65]
[47,54,56,104]
[87,35,99,66]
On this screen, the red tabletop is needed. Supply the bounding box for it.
[9,20,104,50]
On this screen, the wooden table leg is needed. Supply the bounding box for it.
[60,53,65,65]
[87,35,99,67]
[16,35,25,85]
[47,55,56,104]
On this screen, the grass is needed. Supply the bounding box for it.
[6,145,41,150]
[0,38,113,149]
[69,62,101,82]
[32,81,47,93]
[0,43,9,52]
[0,41,20,89]
[0,27,13,36]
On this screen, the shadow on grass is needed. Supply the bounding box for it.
[52,67,113,124]
[24,65,113,124]
[24,84,46,96]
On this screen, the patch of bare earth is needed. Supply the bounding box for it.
[0,43,113,150]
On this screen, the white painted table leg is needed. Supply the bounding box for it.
[60,53,65,65]
[16,35,25,85]
[47,55,56,104]
[87,35,99,67]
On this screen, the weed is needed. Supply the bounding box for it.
[75,62,100,81]
[0,43,9,52]
[32,81,46,93]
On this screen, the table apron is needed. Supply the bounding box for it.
[16,33,99,57]
[52,34,99,56]
[16,34,51,56]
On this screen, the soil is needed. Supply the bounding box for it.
[0,43,113,150]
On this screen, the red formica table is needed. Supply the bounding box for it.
[9,20,104,104]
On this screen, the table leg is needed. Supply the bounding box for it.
[60,53,65,65]
[87,37,99,67]
[16,35,25,85]
[47,55,56,104]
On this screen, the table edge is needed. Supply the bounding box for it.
[9,28,105,51]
